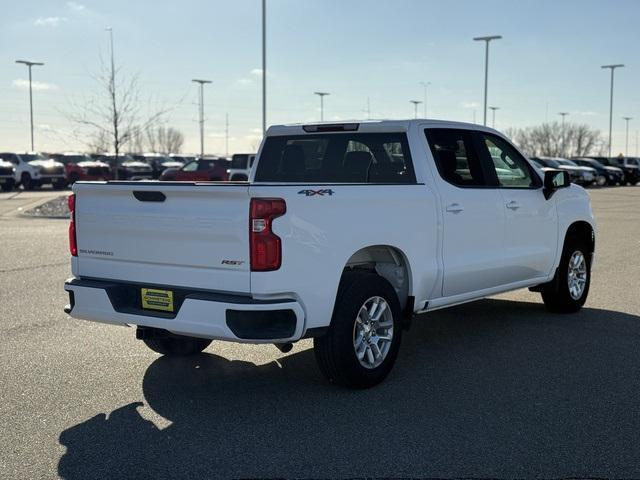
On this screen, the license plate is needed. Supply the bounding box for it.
[141,288,174,312]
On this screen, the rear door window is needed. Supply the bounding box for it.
[254,132,416,183]
[424,128,488,187]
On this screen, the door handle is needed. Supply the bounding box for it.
[506,200,521,210]
[445,203,464,213]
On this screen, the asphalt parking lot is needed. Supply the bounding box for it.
[1,187,639,479]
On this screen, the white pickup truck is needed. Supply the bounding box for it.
[64,120,595,388]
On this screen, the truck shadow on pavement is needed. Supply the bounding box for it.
[58,298,640,479]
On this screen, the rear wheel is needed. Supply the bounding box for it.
[314,272,402,388]
[142,330,212,356]
[53,179,68,190]
[596,175,607,186]
[541,237,591,313]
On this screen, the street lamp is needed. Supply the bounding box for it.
[15,59,44,151]
[489,106,500,128]
[419,81,431,117]
[473,35,502,126]
[601,64,624,158]
[314,92,329,121]
[192,79,212,157]
[623,116,633,156]
[261,0,266,137]
[409,100,422,119]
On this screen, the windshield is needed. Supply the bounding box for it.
[231,155,248,169]
[21,153,47,162]
[59,155,91,164]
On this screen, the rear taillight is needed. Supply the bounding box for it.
[68,194,77,256]
[250,198,286,271]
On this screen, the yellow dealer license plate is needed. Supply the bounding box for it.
[141,288,174,312]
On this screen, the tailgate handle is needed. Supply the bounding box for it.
[133,191,166,202]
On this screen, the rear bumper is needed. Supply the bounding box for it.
[64,277,305,343]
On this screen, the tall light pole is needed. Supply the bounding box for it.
[601,64,624,158]
[261,0,266,137]
[409,100,422,119]
[314,92,329,121]
[489,106,500,128]
[15,60,44,151]
[622,116,632,156]
[559,112,569,156]
[192,79,212,157]
[419,81,430,117]
[473,35,502,126]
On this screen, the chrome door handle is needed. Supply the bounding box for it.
[506,201,521,210]
[446,203,464,213]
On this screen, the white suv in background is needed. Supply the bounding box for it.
[0,152,67,190]
[228,153,256,181]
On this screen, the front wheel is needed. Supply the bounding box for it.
[142,330,212,356]
[314,272,402,388]
[541,238,591,313]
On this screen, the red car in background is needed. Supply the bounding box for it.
[159,157,230,181]
[50,153,111,184]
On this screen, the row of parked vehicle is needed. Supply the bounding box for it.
[0,151,257,191]
[530,156,640,187]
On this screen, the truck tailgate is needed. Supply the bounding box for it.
[73,182,251,293]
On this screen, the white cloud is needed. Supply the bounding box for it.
[462,101,479,109]
[13,79,59,92]
[34,16,67,27]
[250,68,263,76]
[66,1,86,12]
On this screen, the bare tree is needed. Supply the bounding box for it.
[68,58,166,177]
[507,122,604,158]
[143,126,185,154]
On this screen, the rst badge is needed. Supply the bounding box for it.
[298,189,334,197]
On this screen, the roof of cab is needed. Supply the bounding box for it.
[266,119,501,136]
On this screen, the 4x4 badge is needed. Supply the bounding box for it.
[297,189,334,196]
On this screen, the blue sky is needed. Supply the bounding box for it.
[1,0,639,155]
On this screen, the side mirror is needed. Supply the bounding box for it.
[543,169,570,200]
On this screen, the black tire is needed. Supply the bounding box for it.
[67,173,80,185]
[142,330,212,356]
[314,271,402,389]
[21,173,34,190]
[53,179,68,190]
[541,237,591,313]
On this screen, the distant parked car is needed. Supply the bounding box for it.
[0,152,66,190]
[228,153,256,181]
[572,157,624,186]
[590,156,640,185]
[50,153,111,184]
[133,153,184,179]
[0,157,16,191]
[159,157,230,181]
[554,159,597,186]
[532,157,592,186]
[99,154,154,180]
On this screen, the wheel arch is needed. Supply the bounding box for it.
[564,220,595,256]
[341,244,413,311]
